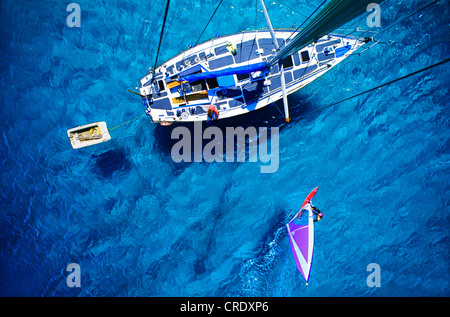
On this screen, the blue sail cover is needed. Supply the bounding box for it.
[179,62,268,82]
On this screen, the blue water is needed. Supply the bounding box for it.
[0,0,449,297]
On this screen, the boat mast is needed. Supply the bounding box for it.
[258,0,290,123]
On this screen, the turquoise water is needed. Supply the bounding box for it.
[0,0,449,296]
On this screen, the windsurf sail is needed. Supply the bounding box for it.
[286,187,319,284]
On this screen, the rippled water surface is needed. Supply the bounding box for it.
[0,0,448,296]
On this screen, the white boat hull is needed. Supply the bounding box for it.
[138,29,365,124]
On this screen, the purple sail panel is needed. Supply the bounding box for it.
[286,206,314,283]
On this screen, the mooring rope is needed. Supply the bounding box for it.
[109,114,146,132]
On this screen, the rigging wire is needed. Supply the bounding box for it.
[289,0,445,119]
[194,0,224,47]
[153,0,171,71]
[280,0,328,50]
[299,58,450,118]
[320,0,442,79]
[372,0,440,37]
[341,0,390,38]
[255,0,258,30]
[343,0,440,41]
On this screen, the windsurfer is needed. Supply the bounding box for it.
[312,205,323,222]
[297,205,322,222]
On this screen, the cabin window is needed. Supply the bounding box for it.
[190,79,207,92]
[206,77,219,89]
[301,51,310,63]
[282,56,294,69]
[236,73,250,82]
[157,80,165,91]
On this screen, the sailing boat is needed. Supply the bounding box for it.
[286,187,319,285]
[137,0,378,125]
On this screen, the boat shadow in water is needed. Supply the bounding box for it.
[91,147,131,180]
[151,96,315,174]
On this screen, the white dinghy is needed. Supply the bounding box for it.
[67,122,111,149]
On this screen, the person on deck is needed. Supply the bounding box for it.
[206,105,219,123]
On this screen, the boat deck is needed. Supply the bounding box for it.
[139,30,364,123]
